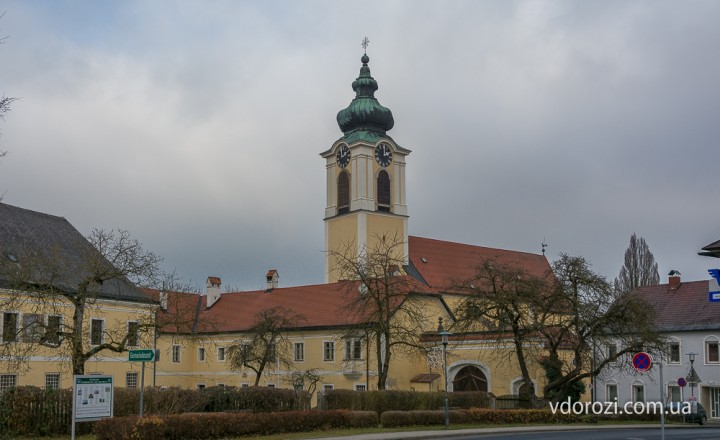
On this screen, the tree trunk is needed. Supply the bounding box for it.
[72,297,86,375]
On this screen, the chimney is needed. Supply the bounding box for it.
[206,276,222,307]
[159,290,168,311]
[266,269,279,291]
[668,270,681,290]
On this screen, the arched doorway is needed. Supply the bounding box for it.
[452,365,488,392]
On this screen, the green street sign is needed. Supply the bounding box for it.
[128,349,155,362]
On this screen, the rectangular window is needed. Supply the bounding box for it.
[323,341,335,361]
[323,384,334,393]
[241,383,249,388]
[707,340,719,363]
[345,339,362,360]
[294,342,304,362]
[669,342,680,363]
[268,343,277,362]
[606,384,618,401]
[607,343,618,359]
[127,321,139,347]
[172,345,181,363]
[22,314,43,343]
[0,374,17,393]
[90,319,104,345]
[217,347,226,362]
[46,316,62,345]
[2,312,18,343]
[197,384,205,389]
[126,372,138,389]
[633,384,645,403]
[355,384,367,392]
[267,383,275,388]
[669,385,681,403]
[198,347,206,361]
[45,373,60,390]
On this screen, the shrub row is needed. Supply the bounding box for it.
[0,385,307,437]
[381,408,584,427]
[94,410,379,440]
[323,389,492,413]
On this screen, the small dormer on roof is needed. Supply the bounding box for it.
[266,269,279,292]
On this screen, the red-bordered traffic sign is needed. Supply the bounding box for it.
[678,377,687,387]
[632,352,653,372]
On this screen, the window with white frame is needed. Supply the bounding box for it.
[217,347,226,362]
[344,338,362,360]
[90,319,104,345]
[172,345,181,363]
[46,315,62,345]
[706,337,719,364]
[607,343,618,359]
[127,321,139,347]
[266,383,275,388]
[669,340,681,364]
[22,314,43,343]
[668,385,681,402]
[126,372,139,389]
[323,384,334,393]
[355,384,367,391]
[0,374,17,393]
[198,347,206,362]
[632,383,645,402]
[241,383,249,388]
[197,384,205,389]
[606,383,618,401]
[294,342,304,362]
[323,341,335,361]
[45,373,60,390]
[2,312,18,343]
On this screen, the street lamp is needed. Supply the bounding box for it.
[687,352,701,398]
[438,317,452,428]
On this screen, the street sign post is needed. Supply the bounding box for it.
[128,349,159,417]
[632,352,652,372]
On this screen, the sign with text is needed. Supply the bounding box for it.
[73,375,113,421]
[709,269,720,302]
[129,349,157,362]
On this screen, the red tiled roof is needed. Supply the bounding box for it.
[635,279,718,331]
[148,276,442,334]
[408,236,551,292]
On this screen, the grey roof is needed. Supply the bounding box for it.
[0,203,152,303]
[635,279,719,332]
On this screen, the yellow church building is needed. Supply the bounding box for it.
[0,51,554,401]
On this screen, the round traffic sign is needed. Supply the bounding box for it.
[632,352,653,372]
[678,377,687,387]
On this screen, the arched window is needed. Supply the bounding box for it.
[377,170,390,212]
[337,171,350,215]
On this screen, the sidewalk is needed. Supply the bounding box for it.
[308,423,699,440]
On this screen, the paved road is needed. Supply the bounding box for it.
[449,427,720,440]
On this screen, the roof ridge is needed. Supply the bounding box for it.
[410,235,544,257]
[0,202,68,222]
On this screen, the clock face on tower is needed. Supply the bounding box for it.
[336,144,350,169]
[374,143,393,167]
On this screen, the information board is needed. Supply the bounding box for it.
[73,375,113,421]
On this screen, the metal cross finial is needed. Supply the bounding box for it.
[361,36,370,54]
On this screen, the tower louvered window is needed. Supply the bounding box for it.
[377,170,390,212]
[338,171,350,214]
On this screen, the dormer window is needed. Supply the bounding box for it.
[338,171,350,215]
[377,170,390,212]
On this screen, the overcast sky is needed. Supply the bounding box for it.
[1,1,718,292]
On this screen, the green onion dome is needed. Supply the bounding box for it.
[337,54,395,134]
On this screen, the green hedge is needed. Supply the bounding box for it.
[381,409,584,427]
[323,390,491,414]
[94,410,379,440]
[0,386,308,437]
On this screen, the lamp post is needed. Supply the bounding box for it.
[687,352,700,398]
[438,317,451,428]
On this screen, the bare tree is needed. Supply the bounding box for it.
[329,233,432,390]
[614,233,660,293]
[1,12,16,163]
[0,228,161,374]
[540,254,665,402]
[454,259,549,397]
[227,306,305,386]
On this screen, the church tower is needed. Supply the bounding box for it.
[321,51,410,283]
